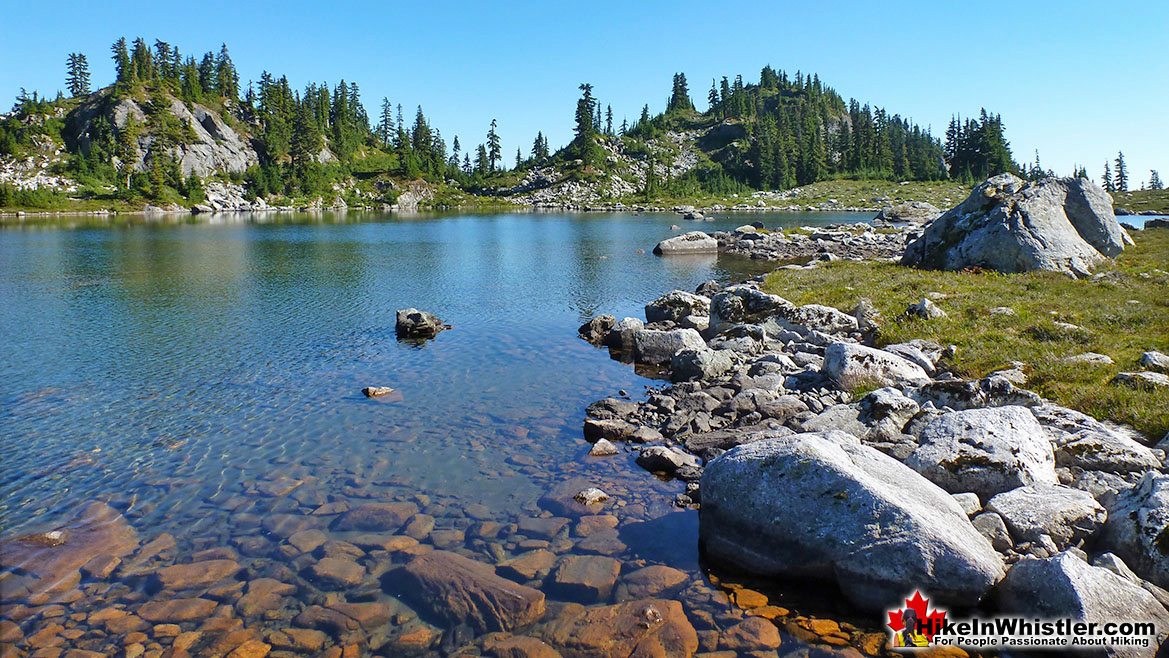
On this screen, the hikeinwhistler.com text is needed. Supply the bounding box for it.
[927,617,1158,650]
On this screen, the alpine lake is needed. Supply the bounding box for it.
[0,210,895,657]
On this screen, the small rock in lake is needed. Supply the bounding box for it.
[589,439,619,457]
[362,386,395,397]
[573,488,611,506]
[395,308,450,339]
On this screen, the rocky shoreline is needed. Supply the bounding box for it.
[577,175,1169,653]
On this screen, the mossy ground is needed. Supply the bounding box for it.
[1111,189,1169,215]
[762,228,1169,439]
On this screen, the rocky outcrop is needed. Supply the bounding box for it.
[652,231,718,255]
[822,342,931,391]
[644,290,710,323]
[700,431,1004,611]
[394,551,546,632]
[65,90,258,177]
[630,328,705,365]
[902,174,1132,277]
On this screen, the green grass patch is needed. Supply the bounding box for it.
[762,229,1169,439]
[1112,189,1169,215]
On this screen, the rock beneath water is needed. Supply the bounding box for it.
[906,406,1057,499]
[578,315,616,345]
[537,599,698,658]
[550,555,622,602]
[986,485,1106,549]
[395,551,546,632]
[822,342,931,391]
[902,174,1131,277]
[700,431,1004,611]
[616,565,688,600]
[395,308,450,339]
[137,597,218,623]
[497,549,557,582]
[331,502,419,533]
[0,501,139,601]
[997,552,1169,658]
[652,231,718,255]
[482,633,562,658]
[540,478,611,517]
[875,201,941,224]
[152,559,241,591]
[720,616,782,651]
[631,328,706,365]
[362,386,395,397]
[1102,473,1169,588]
[644,290,711,323]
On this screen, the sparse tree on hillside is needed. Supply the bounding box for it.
[377,97,394,148]
[66,53,90,97]
[605,105,613,136]
[1103,161,1115,192]
[667,72,694,113]
[111,38,132,85]
[1114,151,1128,192]
[487,119,501,172]
[1150,170,1164,190]
[515,146,522,169]
[708,79,719,111]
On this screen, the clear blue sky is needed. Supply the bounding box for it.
[2,0,1166,185]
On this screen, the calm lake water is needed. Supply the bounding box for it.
[0,209,874,654]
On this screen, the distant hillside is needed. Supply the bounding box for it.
[1,38,1024,212]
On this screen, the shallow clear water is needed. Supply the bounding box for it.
[0,209,873,653]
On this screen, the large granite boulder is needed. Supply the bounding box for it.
[902,174,1131,277]
[906,406,1057,499]
[1102,473,1169,589]
[997,552,1169,658]
[986,485,1106,549]
[700,431,1004,611]
[631,328,706,365]
[644,290,710,323]
[822,342,931,391]
[875,201,941,224]
[709,285,796,333]
[652,231,718,255]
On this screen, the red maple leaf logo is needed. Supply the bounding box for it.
[887,590,947,641]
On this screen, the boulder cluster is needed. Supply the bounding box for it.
[579,275,1169,627]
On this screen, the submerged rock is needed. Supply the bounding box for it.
[902,174,1130,277]
[395,551,546,632]
[537,598,698,658]
[700,431,1004,611]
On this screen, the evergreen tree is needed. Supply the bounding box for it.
[1114,151,1128,192]
[571,83,602,166]
[605,105,613,136]
[1102,162,1115,192]
[474,144,488,175]
[515,146,522,169]
[130,38,153,82]
[451,136,461,169]
[487,118,501,172]
[65,53,90,97]
[111,38,132,86]
[215,44,239,102]
[377,97,394,148]
[667,73,694,112]
[708,79,719,111]
[1150,170,1164,190]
